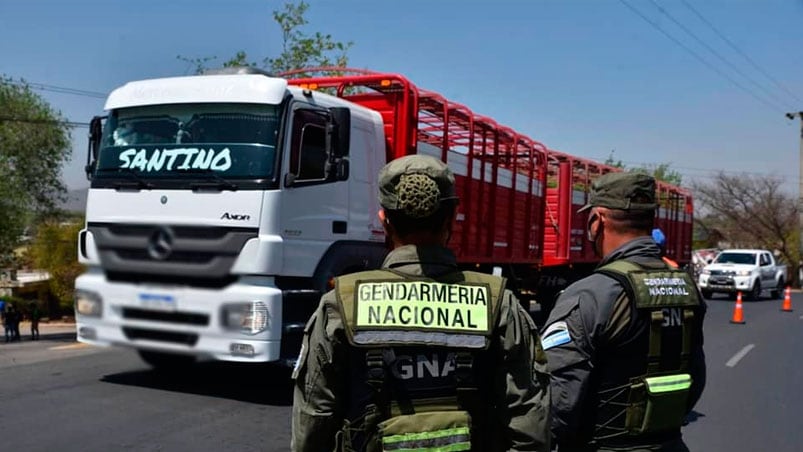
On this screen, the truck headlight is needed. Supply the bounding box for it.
[736,270,750,276]
[222,302,269,335]
[75,290,102,317]
[701,269,711,275]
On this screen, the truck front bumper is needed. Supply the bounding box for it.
[74,271,285,363]
[698,274,754,293]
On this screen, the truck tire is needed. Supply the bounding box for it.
[701,289,713,299]
[770,277,784,299]
[749,280,761,301]
[138,350,196,371]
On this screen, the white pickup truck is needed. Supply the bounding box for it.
[697,249,787,300]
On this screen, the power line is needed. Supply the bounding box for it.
[618,0,786,114]
[5,80,107,99]
[591,155,797,179]
[0,115,90,128]
[680,0,803,105]
[648,0,795,111]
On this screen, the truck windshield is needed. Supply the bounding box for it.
[714,252,756,265]
[93,103,280,184]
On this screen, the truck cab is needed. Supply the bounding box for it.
[75,68,388,367]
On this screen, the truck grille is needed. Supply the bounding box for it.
[122,308,209,326]
[709,270,735,276]
[122,327,199,346]
[88,222,257,283]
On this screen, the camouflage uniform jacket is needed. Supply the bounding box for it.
[291,244,551,451]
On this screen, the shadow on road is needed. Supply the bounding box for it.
[100,362,294,406]
[40,332,78,343]
[685,410,705,425]
[2,332,76,345]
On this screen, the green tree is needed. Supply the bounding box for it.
[263,1,352,75]
[604,151,683,186]
[632,163,683,186]
[0,77,72,265]
[0,156,28,265]
[180,1,352,75]
[29,220,84,311]
[604,150,625,169]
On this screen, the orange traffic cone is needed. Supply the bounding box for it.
[730,292,746,324]
[781,286,793,312]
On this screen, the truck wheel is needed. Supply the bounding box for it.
[749,280,761,301]
[138,350,195,371]
[770,278,784,299]
[701,289,713,299]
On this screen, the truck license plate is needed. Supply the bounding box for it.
[138,293,176,311]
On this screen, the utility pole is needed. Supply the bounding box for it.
[786,111,803,286]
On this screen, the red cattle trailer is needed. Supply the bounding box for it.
[286,68,694,318]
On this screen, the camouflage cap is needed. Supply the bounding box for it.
[378,155,458,218]
[578,172,657,213]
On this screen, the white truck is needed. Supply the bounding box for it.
[73,67,559,369]
[74,66,693,370]
[697,249,787,300]
[75,68,389,368]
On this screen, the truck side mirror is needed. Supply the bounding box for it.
[324,107,351,181]
[329,107,351,158]
[284,172,297,188]
[85,116,105,180]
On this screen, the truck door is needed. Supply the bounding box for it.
[759,253,773,286]
[279,103,349,276]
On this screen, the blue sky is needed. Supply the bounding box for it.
[2,0,802,193]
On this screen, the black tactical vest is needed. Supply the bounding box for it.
[591,259,701,445]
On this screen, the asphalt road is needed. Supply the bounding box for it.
[0,292,800,452]
[683,291,803,451]
[0,325,293,452]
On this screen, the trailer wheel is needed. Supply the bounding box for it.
[138,350,195,371]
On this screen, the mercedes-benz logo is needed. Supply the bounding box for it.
[147,227,174,261]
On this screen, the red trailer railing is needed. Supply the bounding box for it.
[284,68,692,269]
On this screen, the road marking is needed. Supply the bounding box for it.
[49,343,89,351]
[726,344,755,368]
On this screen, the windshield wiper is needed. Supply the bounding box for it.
[184,169,238,191]
[96,167,154,190]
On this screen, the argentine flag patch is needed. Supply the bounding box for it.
[541,321,572,350]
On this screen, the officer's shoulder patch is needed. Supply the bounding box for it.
[541,321,572,350]
[291,342,306,380]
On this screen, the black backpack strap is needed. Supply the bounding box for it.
[364,349,390,422]
[454,351,478,406]
[680,308,694,372]
[365,348,416,418]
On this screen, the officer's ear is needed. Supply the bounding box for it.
[379,209,398,240]
[379,209,393,230]
[595,208,609,228]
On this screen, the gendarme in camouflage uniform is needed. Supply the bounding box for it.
[291,155,550,451]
